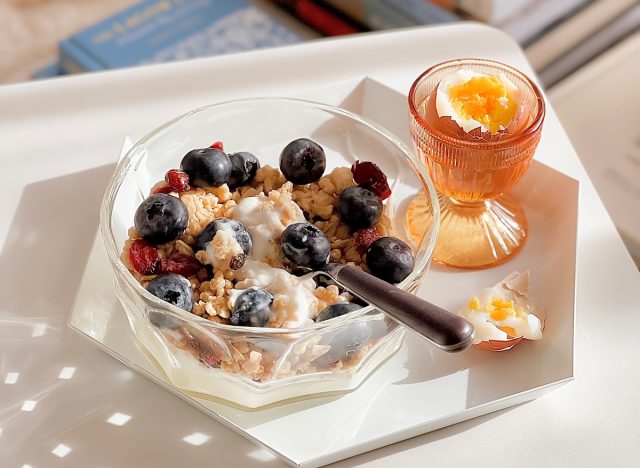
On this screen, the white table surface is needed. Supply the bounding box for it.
[1,24,639,467]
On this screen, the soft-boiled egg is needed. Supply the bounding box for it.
[456,271,543,350]
[435,69,520,134]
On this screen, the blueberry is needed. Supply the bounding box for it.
[134,194,189,244]
[194,218,252,255]
[180,148,232,188]
[338,186,382,229]
[146,273,194,312]
[316,302,362,322]
[280,222,330,269]
[228,152,260,189]
[279,138,326,184]
[230,288,274,327]
[366,237,414,284]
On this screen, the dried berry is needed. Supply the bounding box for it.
[209,140,224,151]
[165,169,190,192]
[354,227,380,253]
[229,253,247,270]
[150,182,174,194]
[159,252,201,276]
[351,160,392,200]
[129,239,159,274]
[184,329,221,367]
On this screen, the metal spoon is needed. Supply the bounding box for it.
[303,263,475,353]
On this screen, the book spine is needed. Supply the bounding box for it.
[384,0,460,24]
[32,61,63,80]
[365,0,418,29]
[322,0,415,30]
[59,39,106,73]
[454,0,535,24]
[272,0,363,36]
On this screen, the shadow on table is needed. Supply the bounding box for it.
[0,164,115,342]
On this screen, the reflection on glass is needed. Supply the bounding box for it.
[58,367,76,380]
[21,400,37,412]
[182,432,210,446]
[4,372,19,384]
[22,465,34,468]
[51,444,72,458]
[247,448,277,462]
[106,413,132,426]
[32,323,47,337]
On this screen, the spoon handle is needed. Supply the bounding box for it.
[325,264,474,352]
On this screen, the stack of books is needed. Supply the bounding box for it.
[34,0,639,90]
[270,0,639,88]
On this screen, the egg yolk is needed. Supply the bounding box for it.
[467,296,531,338]
[448,76,517,133]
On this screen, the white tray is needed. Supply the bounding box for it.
[69,78,578,468]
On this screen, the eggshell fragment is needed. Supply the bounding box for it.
[456,271,545,352]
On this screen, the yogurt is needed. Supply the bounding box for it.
[231,184,305,266]
[230,260,318,328]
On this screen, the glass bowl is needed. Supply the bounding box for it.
[100,97,439,408]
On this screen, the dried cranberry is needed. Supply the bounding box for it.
[354,227,380,253]
[351,160,392,200]
[209,141,224,151]
[159,251,202,276]
[184,330,221,367]
[165,169,190,192]
[150,182,174,194]
[129,239,159,274]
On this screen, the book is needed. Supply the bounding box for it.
[384,0,460,25]
[32,61,64,80]
[453,0,535,24]
[525,0,637,70]
[270,0,365,35]
[538,3,640,87]
[500,0,592,46]
[324,0,459,30]
[59,0,302,73]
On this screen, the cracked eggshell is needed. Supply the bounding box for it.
[457,271,545,352]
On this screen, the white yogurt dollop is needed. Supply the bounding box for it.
[230,260,318,328]
[231,185,305,266]
[196,229,244,271]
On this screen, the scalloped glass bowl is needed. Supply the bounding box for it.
[100,98,439,408]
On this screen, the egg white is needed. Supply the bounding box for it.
[456,271,543,344]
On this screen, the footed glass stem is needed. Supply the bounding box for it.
[433,192,527,269]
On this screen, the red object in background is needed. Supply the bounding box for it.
[209,141,224,151]
[274,0,363,36]
[296,0,360,35]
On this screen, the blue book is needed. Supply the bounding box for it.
[383,0,460,25]
[33,61,64,80]
[59,0,301,73]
